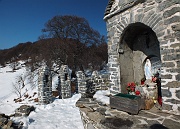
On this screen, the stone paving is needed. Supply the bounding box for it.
[76,98,180,129]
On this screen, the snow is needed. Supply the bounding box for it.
[0,64,83,129]
[12,94,84,129]
[93,90,110,105]
[0,65,24,114]
[0,63,110,129]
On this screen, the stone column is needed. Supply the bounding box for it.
[38,66,52,104]
[76,71,87,97]
[59,65,71,99]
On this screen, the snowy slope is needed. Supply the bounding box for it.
[0,63,110,129]
[0,64,27,114]
[12,94,84,129]
[0,64,84,129]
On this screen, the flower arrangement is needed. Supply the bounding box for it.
[127,82,141,96]
[127,82,136,94]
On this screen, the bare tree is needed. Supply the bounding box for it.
[26,69,39,90]
[12,73,28,98]
[40,15,106,70]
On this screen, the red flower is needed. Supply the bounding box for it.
[135,90,140,95]
[152,77,157,82]
[131,82,135,86]
[127,82,136,92]
[130,87,135,92]
[141,80,145,85]
[127,83,132,86]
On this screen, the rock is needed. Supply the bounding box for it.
[163,119,180,129]
[0,114,10,128]
[14,98,22,103]
[87,123,95,129]
[88,111,105,123]
[0,114,9,119]
[76,103,85,108]
[172,24,180,31]
[0,117,8,125]
[2,124,8,129]
[7,120,13,127]
[34,98,38,102]
[0,121,3,126]
[0,114,6,118]
[15,105,35,117]
[96,107,107,115]
[0,113,24,129]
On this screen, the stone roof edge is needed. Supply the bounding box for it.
[103,0,145,21]
[104,0,115,21]
[104,7,121,21]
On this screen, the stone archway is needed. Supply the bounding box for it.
[104,0,180,112]
[119,22,161,93]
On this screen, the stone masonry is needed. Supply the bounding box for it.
[76,71,110,98]
[104,0,180,112]
[76,71,87,97]
[59,65,71,99]
[38,66,52,104]
[76,97,180,129]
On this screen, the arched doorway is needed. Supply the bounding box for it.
[119,22,161,93]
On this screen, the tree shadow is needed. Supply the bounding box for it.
[29,118,35,124]
[149,124,169,129]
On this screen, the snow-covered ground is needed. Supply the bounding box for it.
[0,64,84,129]
[0,64,25,114]
[13,94,84,129]
[0,63,109,129]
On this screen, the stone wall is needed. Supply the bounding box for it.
[76,71,87,97]
[90,71,110,91]
[59,65,71,99]
[104,0,180,112]
[76,71,110,97]
[38,66,52,104]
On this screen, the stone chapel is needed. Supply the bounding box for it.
[104,0,180,111]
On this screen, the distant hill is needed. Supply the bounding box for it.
[0,38,108,72]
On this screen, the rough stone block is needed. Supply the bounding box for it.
[158,0,180,11]
[162,103,173,111]
[135,13,144,22]
[163,7,180,18]
[161,74,173,79]
[162,62,175,67]
[164,16,180,25]
[110,93,142,115]
[150,17,162,29]
[165,99,180,104]
[164,81,180,88]
[176,74,180,81]
[176,90,180,99]
[171,24,180,31]
[161,89,172,97]
[144,6,155,13]
[142,10,155,23]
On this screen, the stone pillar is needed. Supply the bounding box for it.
[38,66,52,104]
[59,65,71,99]
[76,71,87,97]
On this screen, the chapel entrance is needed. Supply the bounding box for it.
[119,22,161,93]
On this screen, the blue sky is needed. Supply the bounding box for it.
[0,0,108,49]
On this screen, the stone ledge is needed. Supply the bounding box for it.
[76,97,180,129]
